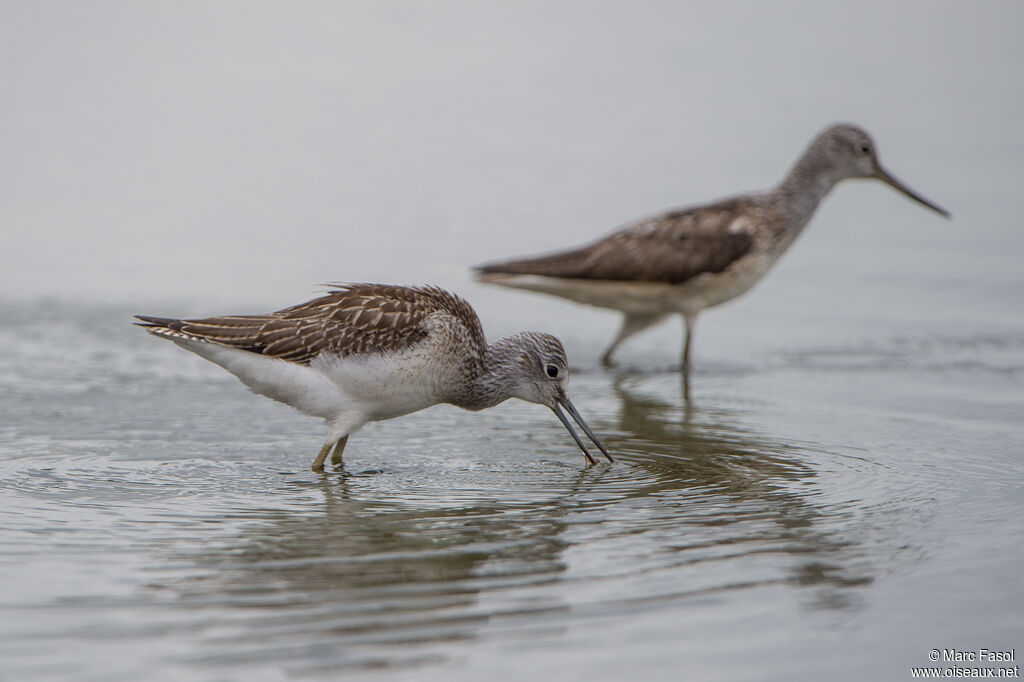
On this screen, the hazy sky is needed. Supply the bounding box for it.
[1,1,1020,311]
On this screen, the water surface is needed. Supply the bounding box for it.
[1,2,1023,680]
[1,300,1021,680]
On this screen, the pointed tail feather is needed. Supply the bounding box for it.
[134,314,212,343]
[474,247,594,279]
[134,315,183,330]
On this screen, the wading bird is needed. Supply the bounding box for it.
[476,123,949,390]
[137,284,612,471]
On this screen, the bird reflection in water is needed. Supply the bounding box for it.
[604,374,875,610]
[159,377,877,675]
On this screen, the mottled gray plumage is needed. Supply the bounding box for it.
[477,123,949,385]
[136,284,612,470]
[480,197,757,284]
[136,284,484,366]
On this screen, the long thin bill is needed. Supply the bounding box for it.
[559,399,615,463]
[876,165,951,218]
[551,404,597,465]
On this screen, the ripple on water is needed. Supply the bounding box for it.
[4,304,1017,679]
[0,401,853,677]
[777,332,1024,375]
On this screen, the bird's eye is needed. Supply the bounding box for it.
[545,364,559,378]
[860,144,871,154]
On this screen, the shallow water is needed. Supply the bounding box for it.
[1,299,1021,681]
[2,1,1024,680]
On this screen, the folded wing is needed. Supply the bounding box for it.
[477,198,760,285]
[136,284,482,365]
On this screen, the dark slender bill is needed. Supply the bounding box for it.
[551,404,597,465]
[876,165,950,218]
[560,399,615,463]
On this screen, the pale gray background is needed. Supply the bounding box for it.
[1,3,1021,681]
[2,1,1018,332]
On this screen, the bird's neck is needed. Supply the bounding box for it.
[774,140,847,235]
[453,337,523,411]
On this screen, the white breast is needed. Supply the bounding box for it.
[313,346,451,422]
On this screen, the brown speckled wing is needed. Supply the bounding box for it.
[136,284,484,365]
[478,198,761,284]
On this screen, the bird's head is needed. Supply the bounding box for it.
[816,123,950,217]
[494,332,613,465]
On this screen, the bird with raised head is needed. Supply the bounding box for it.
[476,123,950,390]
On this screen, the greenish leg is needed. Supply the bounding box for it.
[601,312,667,367]
[311,435,349,472]
[330,435,348,466]
[311,441,333,472]
[682,313,696,403]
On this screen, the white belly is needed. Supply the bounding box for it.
[173,335,458,427]
[312,345,455,422]
[175,338,346,419]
